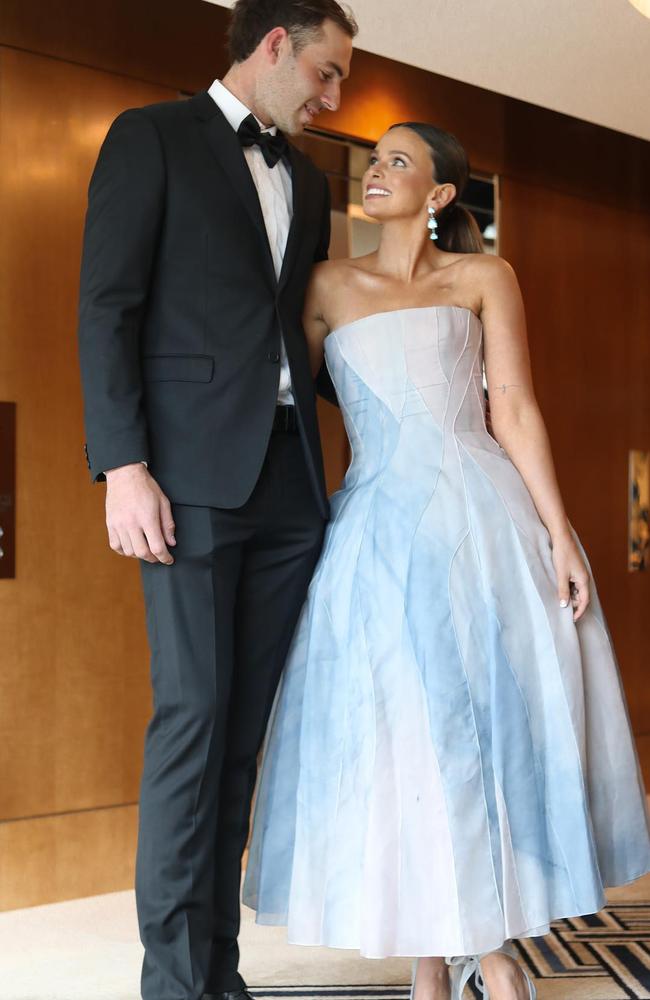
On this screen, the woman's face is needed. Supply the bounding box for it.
[362,127,451,225]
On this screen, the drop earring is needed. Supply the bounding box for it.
[427,206,438,241]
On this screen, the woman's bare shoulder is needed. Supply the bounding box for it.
[308,257,376,330]
[310,256,374,295]
[315,255,374,277]
[464,252,517,283]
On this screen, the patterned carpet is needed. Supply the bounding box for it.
[513,903,650,999]
[249,903,650,1000]
[1,885,649,998]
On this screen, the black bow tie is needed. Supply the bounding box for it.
[237,114,288,169]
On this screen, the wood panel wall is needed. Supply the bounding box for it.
[0,0,648,910]
[0,47,175,909]
[499,179,650,737]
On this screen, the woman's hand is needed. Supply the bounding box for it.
[551,533,590,622]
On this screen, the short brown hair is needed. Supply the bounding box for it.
[227,0,358,63]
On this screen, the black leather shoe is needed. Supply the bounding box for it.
[203,992,255,1000]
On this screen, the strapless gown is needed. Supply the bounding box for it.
[243,305,650,958]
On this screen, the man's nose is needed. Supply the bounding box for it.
[321,80,341,112]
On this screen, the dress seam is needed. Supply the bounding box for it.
[449,312,505,936]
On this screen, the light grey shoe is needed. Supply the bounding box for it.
[445,942,536,999]
[410,959,418,1000]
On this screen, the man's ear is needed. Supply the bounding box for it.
[263,26,290,65]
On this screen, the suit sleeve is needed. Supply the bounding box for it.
[314,171,331,264]
[313,174,339,406]
[77,109,165,481]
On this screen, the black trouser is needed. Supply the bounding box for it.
[136,430,325,1000]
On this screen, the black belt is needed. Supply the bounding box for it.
[272,404,299,434]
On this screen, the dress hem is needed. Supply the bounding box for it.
[243,865,650,959]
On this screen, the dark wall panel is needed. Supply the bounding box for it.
[500,177,650,739]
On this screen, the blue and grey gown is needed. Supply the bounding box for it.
[243,305,650,958]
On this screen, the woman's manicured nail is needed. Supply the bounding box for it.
[560,599,568,608]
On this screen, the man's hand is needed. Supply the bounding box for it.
[105,463,176,564]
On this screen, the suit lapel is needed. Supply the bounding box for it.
[191,92,277,286]
[278,144,309,292]
[191,93,312,293]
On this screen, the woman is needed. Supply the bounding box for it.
[243,123,650,1000]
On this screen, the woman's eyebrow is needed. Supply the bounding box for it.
[388,150,413,159]
[371,149,413,160]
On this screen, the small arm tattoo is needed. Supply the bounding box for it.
[496,383,521,393]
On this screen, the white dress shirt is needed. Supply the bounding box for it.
[208,79,294,406]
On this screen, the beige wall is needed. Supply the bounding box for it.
[202,0,650,143]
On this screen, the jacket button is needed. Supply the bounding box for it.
[268,351,280,363]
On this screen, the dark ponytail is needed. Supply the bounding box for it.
[436,203,484,254]
[389,121,484,255]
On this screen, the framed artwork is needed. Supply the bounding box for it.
[629,449,650,572]
[0,402,16,579]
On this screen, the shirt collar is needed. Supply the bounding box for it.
[208,79,278,136]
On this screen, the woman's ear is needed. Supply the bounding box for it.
[433,182,457,212]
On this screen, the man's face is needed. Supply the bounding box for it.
[258,19,353,135]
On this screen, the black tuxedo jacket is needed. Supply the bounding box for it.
[78,90,331,518]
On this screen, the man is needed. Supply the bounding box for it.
[77,3,356,998]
